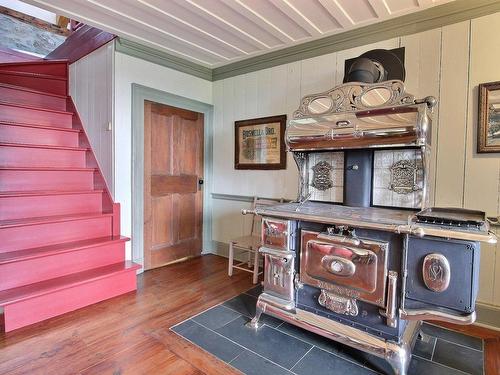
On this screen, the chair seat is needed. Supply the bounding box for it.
[230,235,262,250]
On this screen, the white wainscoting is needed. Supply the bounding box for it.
[69,42,114,194]
[211,14,500,308]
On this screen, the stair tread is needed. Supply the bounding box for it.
[0,82,68,99]
[0,189,103,197]
[0,261,140,306]
[0,236,129,264]
[0,121,79,133]
[0,212,112,228]
[0,69,67,81]
[0,142,88,151]
[0,100,73,115]
[0,59,68,67]
[0,166,96,171]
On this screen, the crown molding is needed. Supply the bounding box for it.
[114,0,500,82]
[212,0,500,80]
[115,38,213,81]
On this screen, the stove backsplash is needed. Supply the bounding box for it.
[307,150,423,209]
[308,151,344,202]
[373,149,423,209]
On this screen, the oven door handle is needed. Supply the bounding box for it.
[321,255,356,277]
[309,240,377,266]
[317,233,361,247]
[259,247,295,260]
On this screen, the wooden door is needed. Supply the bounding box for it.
[144,101,204,270]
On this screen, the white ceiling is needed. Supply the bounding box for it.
[22,0,453,67]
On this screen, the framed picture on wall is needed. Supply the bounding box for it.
[478,81,500,153]
[234,115,287,170]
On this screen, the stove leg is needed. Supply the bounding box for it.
[387,349,411,375]
[386,320,420,375]
[246,301,265,330]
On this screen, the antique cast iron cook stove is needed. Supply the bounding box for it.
[244,81,497,375]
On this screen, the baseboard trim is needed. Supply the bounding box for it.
[476,303,500,331]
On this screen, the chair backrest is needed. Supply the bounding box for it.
[250,196,285,237]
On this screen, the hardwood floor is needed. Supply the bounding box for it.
[0,255,253,375]
[1,254,499,375]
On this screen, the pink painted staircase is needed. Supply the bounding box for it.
[0,59,140,332]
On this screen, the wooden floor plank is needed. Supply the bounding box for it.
[1,254,499,375]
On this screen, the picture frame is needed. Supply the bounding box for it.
[234,115,287,170]
[478,81,500,153]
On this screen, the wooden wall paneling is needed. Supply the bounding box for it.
[464,13,500,216]
[220,78,236,195]
[301,53,336,98]
[211,199,248,243]
[493,228,500,304]
[465,14,500,304]
[479,233,497,304]
[212,80,225,197]
[233,74,252,200]
[434,21,470,207]
[401,29,442,206]
[283,61,301,199]
[70,43,114,194]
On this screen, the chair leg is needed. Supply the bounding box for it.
[228,242,234,277]
[248,249,252,268]
[252,248,260,284]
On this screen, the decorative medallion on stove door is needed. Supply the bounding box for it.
[311,161,333,191]
[422,253,451,292]
[389,159,421,194]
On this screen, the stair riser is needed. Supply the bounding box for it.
[2,269,136,332]
[0,216,113,253]
[0,62,67,77]
[0,124,79,147]
[0,73,67,96]
[0,192,103,220]
[0,242,125,291]
[0,103,72,128]
[0,85,66,111]
[0,170,94,191]
[0,146,85,168]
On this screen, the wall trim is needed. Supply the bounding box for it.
[476,303,500,331]
[131,83,214,267]
[116,38,213,81]
[114,0,500,82]
[211,192,292,202]
[211,193,256,202]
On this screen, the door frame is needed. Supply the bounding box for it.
[131,83,213,269]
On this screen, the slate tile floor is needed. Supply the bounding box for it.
[171,286,484,375]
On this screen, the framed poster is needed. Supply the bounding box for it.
[234,115,287,170]
[478,81,500,153]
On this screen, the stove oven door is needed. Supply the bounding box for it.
[300,230,388,307]
[403,235,480,319]
[261,247,295,302]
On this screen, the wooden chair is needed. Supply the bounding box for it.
[228,197,284,284]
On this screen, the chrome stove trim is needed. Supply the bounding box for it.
[292,81,416,118]
[400,308,476,325]
[254,207,497,243]
[251,292,420,375]
[380,271,398,328]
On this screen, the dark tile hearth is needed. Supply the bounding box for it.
[171,286,484,375]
